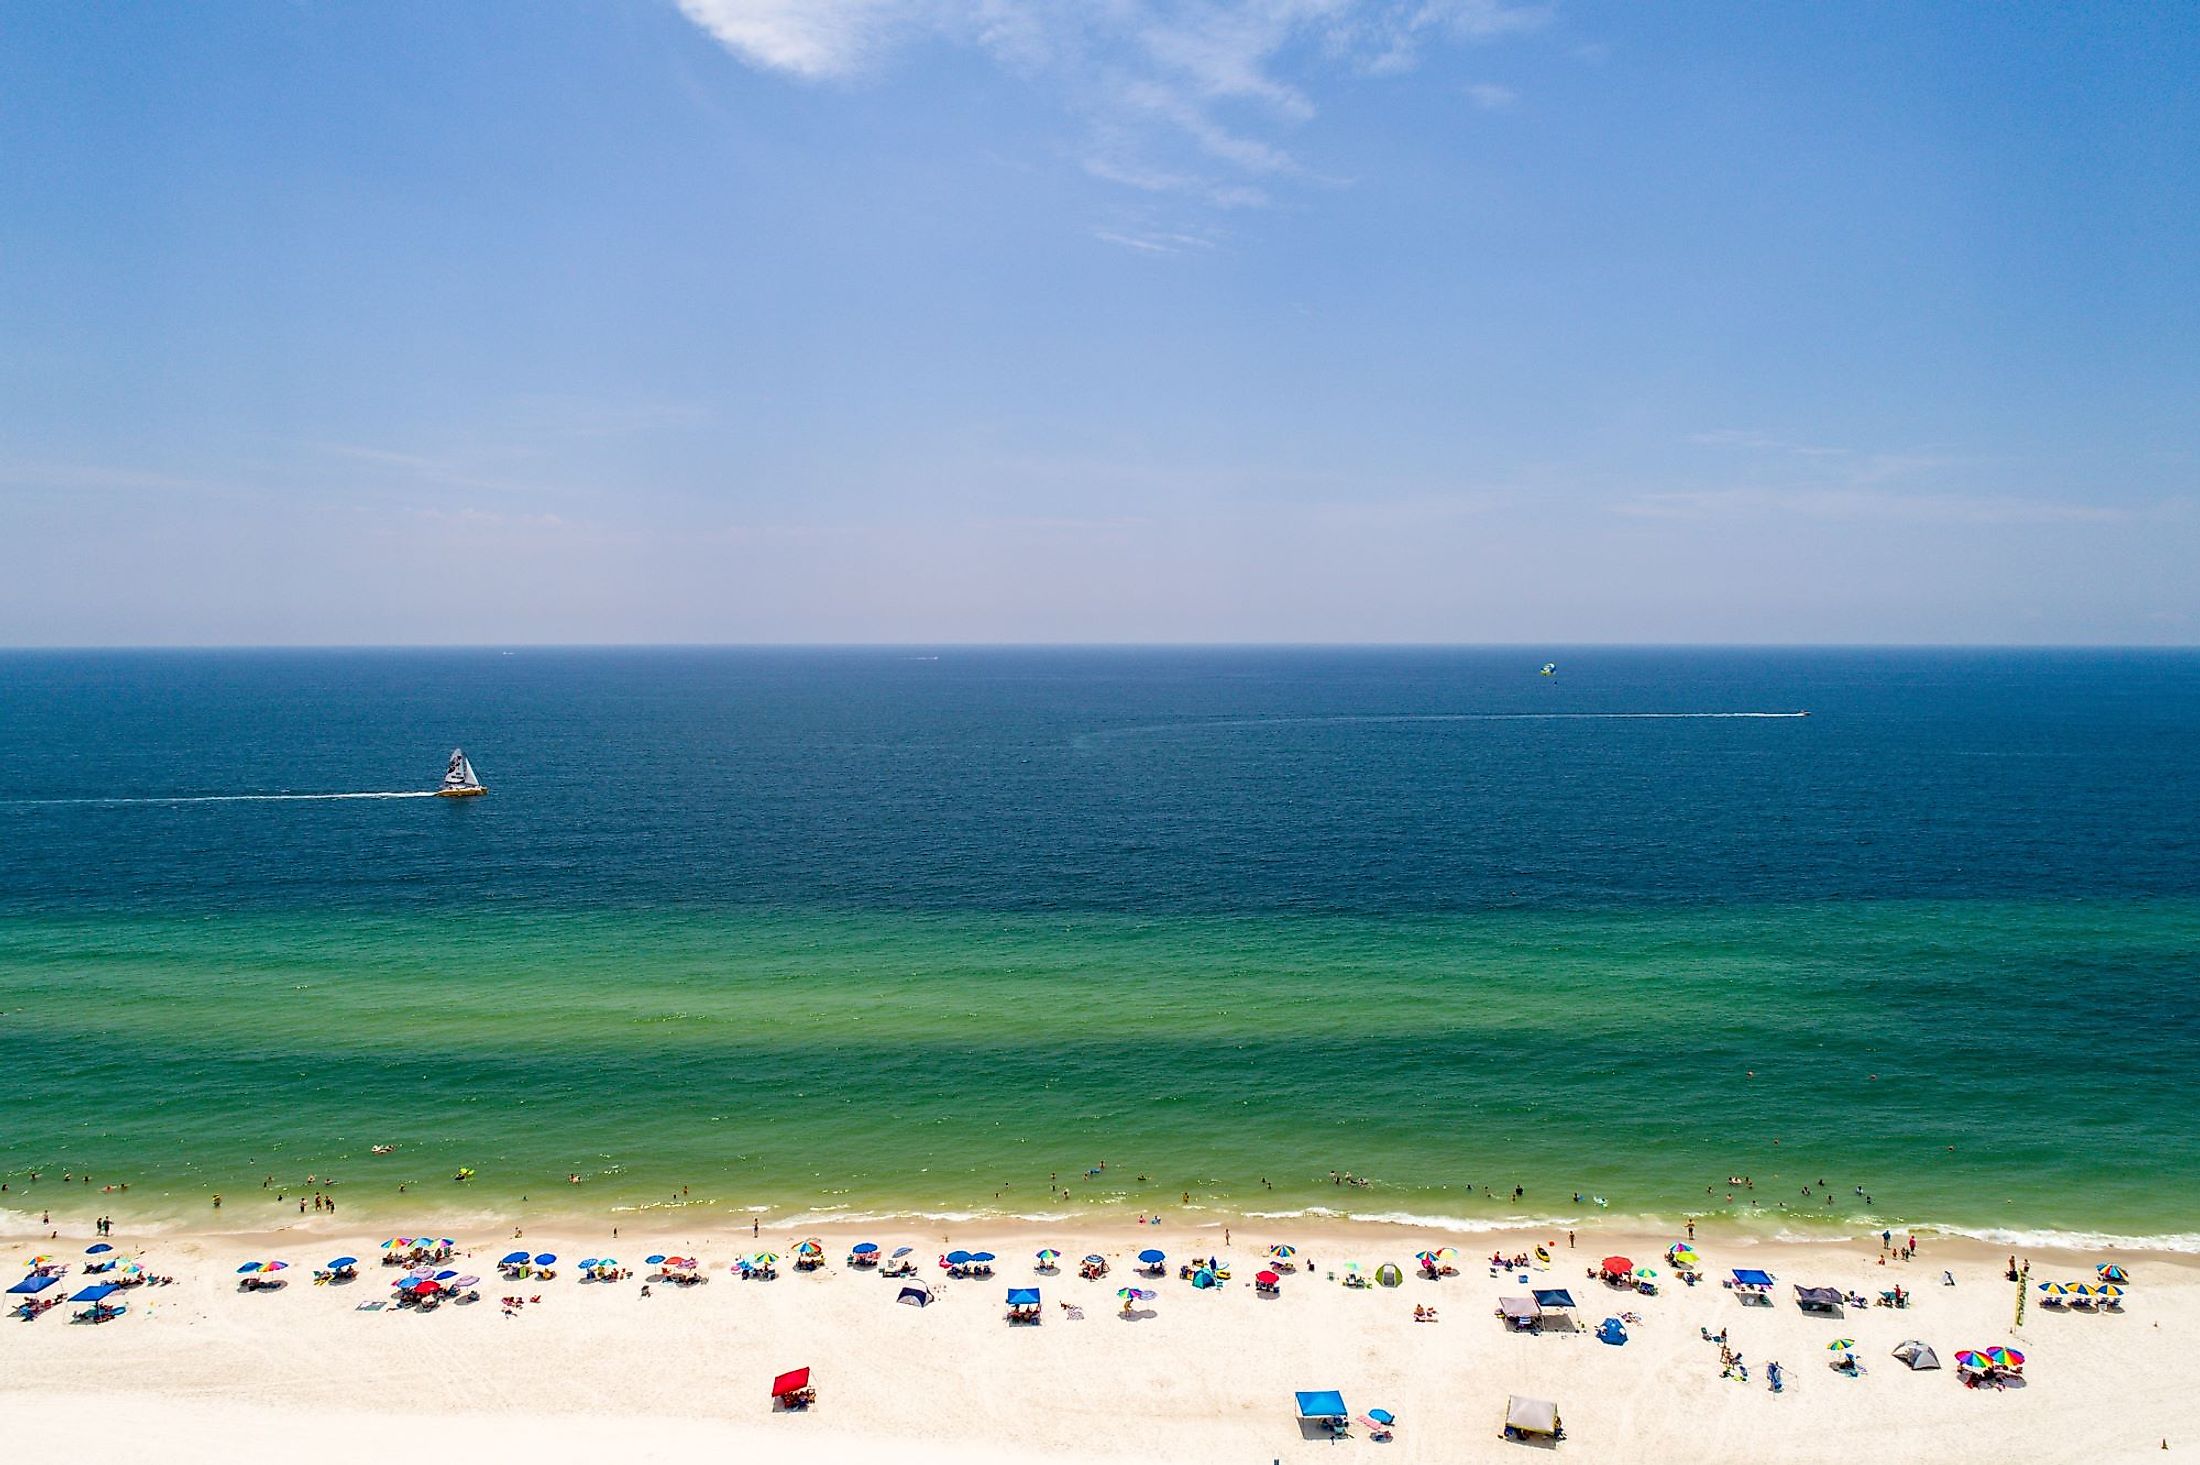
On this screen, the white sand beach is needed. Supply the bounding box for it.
[4,1216,2193,1464]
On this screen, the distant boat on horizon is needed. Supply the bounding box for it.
[436,748,486,798]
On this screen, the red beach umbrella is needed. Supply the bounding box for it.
[771,1367,811,1398]
[1600,1256,1632,1276]
[1256,1270,1281,1286]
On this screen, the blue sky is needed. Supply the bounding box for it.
[1,1,2194,644]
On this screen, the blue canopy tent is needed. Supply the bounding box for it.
[1732,1268,1776,1288]
[1296,1390,1348,1421]
[72,1282,126,1322]
[9,1275,57,1295]
[1532,1288,1577,1310]
[1006,1288,1040,1305]
[72,1284,122,1302]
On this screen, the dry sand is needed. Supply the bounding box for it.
[3,1215,2194,1463]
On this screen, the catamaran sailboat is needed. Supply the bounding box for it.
[437,748,486,798]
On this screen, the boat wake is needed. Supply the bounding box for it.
[6,791,442,806]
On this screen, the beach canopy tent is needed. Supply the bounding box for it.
[1732,1269,1776,1288]
[1893,1340,1941,1370]
[1295,1390,1348,1421]
[1532,1289,1578,1310]
[771,1368,811,1398]
[71,1284,122,1303]
[1498,1297,1541,1329]
[1504,1396,1561,1437]
[895,1287,932,1307]
[1794,1285,1845,1313]
[8,1276,57,1295]
[1006,1288,1040,1306]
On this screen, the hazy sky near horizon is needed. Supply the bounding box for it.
[2,1,2195,645]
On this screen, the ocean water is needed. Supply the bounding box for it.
[0,647,2195,1242]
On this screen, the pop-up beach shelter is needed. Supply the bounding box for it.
[8,1276,57,1295]
[895,1286,932,1307]
[1731,1268,1776,1288]
[771,1367,813,1404]
[1006,1287,1040,1305]
[1893,1340,1941,1370]
[1794,1285,1845,1313]
[1498,1297,1541,1328]
[1504,1396,1561,1438]
[1295,1390,1348,1422]
[1532,1288,1577,1310]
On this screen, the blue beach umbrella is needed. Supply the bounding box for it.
[852,1243,878,1255]
[533,1254,556,1266]
[1138,1249,1165,1265]
[1369,1409,1396,1427]
[396,1277,422,1290]
[946,1250,973,1265]
[434,1270,457,1281]
[499,1251,529,1266]
[891,1247,913,1258]
[326,1257,358,1269]
[645,1255,667,1266]
[579,1259,601,1270]
[971,1251,997,1263]
[235,1263,262,1275]
[86,1244,113,1255]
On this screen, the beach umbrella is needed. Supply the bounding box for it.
[1256,1270,1281,1286]
[1117,1287,1154,1301]
[414,1280,443,1296]
[1414,1250,1439,1266]
[326,1257,357,1269]
[1368,1409,1396,1427]
[945,1250,973,1266]
[380,1239,406,1249]
[1034,1248,1058,1263]
[1985,1347,2024,1370]
[235,1263,261,1274]
[1433,1247,1458,1262]
[1634,1266,1658,1279]
[770,1367,811,1399]
[795,1239,823,1257]
[971,1251,996,1264]
[1827,1338,1856,1352]
[1137,1249,1165,1265]
[395,1277,422,1290]
[596,1258,619,1270]
[853,1243,879,1256]
[85,1244,113,1255]
[2072,1283,2099,1297]
[454,1276,479,1288]
[1600,1255,1632,1275]
[644,1255,666,1266]
[1268,1244,1296,1259]
[751,1252,779,1266]
[1671,1247,1700,1266]
[533,1254,556,1266]
[499,1251,528,1266]
[2097,1284,2124,1298]
[891,1247,913,1258]
[2038,1282,2067,1295]
[1082,1255,1105,1266]
[2097,1264,2130,1283]
[433,1270,457,1281]
[1954,1351,1988,1371]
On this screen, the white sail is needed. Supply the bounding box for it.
[443,749,480,790]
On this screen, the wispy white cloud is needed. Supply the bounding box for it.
[1614,487,2134,526]
[1463,81,1517,109]
[676,1,1551,214]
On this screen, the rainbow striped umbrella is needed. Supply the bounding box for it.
[380,1238,411,1249]
[750,1252,779,1267]
[1035,1249,1059,1262]
[1267,1244,1296,1259]
[1954,1351,1988,1371]
[1985,1347,2024,1369]
[2096,1264,2129,1283]
[1826,1338,1856,1351]
[1117,1287,1154,1301]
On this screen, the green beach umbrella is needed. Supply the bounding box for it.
[1633,1267,1657,1278]
[1827,1338,1856,1351]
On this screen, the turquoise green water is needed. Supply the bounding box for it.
[5,901,2194,1242]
